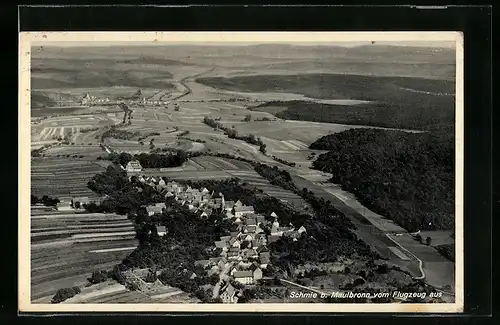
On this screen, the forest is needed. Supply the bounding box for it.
[310,128,454,231]
[250,100,454,132]
[85,164,163,214]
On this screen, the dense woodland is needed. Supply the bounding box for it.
[251,100,454,132]
[98,150,189,169]
[86,164,162,214]
[200,73,455,131]
[310,128,454,231]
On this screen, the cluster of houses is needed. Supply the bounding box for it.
[140,180,308,303]
[80,93,110,106]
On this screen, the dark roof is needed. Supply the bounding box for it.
[233,271,253,278]
[234,206,254,213]
[222,283,236,296]
[215,241,227,248]
[267,235,280,243]
[194,260,210,266]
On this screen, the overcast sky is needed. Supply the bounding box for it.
[33,41,456,48]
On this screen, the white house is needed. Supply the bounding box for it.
[56,201,73,211]
[298,225,307,234]
[146,205,163,216]
[126,160,143,173]
[156,225,167,236]
[233,271,254,285]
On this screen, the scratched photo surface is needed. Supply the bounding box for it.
[19,32,463,313]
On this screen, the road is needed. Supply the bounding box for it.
[161,67,216,101]
[212,262,234,299]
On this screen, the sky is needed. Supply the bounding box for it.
[33,41,456,48]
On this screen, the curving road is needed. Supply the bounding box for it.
[160,67,216,101]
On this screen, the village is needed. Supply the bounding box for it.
[135,163,308,303]
[50,159,307,303]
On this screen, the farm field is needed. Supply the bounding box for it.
[31,211,138,303]
[31,158,110,199]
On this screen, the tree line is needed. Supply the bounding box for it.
[97,150,189,169]
[202,116,267,154]
[310,128,454,232]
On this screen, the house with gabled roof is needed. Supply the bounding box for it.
[146,205,164,216]
[234,200,243,208]
[220,282,237,303]
[157,178,167,188]
[228,251,241,261]
[229,238,241,249]
[209,257,222,264]
[267,235,280,244]
[224,201,235,212]
[156,225,167,236]
[250,263,263,281]
[245,218,257,226]
[242,233,254,242]
[126,160,143,173]
[56,200,72,211]
[244,249,258,260]
[234,205,255,218]
[297,225,307,234]
[243,225,257,234]
[220,235,231,242]
[215,241,228,251]
[254,233,267,245]
[155,202,166,209]
[255,215,266,225]
[270,211,278,218]
[233,270,254,285]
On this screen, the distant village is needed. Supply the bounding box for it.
[79,91,174,107]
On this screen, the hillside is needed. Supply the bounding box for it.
[310,128,455,232]
[31,57,175,90]
[200,73,455,131]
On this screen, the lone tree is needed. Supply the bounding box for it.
[425,236,432,246]
[415,234,422,243]
[243,114,252,122]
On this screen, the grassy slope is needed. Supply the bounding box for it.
[310,128,454,232]
[31,58,175,90]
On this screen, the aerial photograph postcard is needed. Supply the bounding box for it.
[19,31,463,313]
